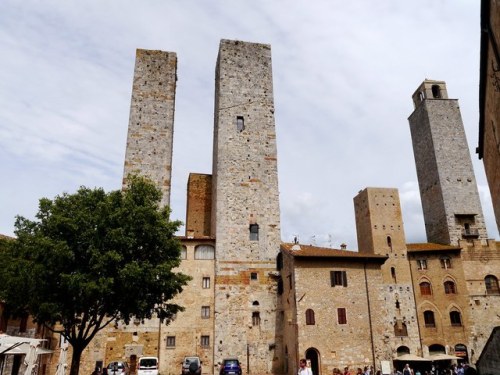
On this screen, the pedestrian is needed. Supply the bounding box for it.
[343,367,350,375]
[403,364,412,375]
[298,359,313,375]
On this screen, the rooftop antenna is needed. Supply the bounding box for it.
[310,235,316,246]
[328,234,333,248]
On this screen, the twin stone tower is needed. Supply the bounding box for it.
[120,39,489,374]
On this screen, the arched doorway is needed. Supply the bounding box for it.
[305,348,320,375]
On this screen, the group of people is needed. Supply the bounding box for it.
[396,362,477,375]
[298,360,477,375]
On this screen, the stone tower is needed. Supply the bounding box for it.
[212,40,282,374]
[354,188,421,356]
[408,80,488,245]
[123,49,177,208]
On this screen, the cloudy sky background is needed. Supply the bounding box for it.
[1,1,498,249]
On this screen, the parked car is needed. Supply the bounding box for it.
[137,357,159,375]
[107,362,130,375]
[219,358,241,375]
[181,356,202,375]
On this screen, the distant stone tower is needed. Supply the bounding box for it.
[185,173,212,237]
[408,80,488,245]
[123,49,177,208]
[212,40,282,374]
[354,188,421,355]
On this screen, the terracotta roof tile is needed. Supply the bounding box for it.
[280,243,387,262]
[406,243,461,253]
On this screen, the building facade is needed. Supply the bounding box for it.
[478,0,500,234]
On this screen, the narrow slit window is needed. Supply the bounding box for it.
[252,312,261,326]
[236,116,245,132]
[249,224,259,241]
[337,308,347,324]
[202,277,211,289]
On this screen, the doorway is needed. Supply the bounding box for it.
[305,348,320,375]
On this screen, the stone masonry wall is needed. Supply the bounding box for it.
[482,0,500,233]
[212,39,282,374]
[123,49,177,208]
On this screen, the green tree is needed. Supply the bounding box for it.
[0,176,190,375]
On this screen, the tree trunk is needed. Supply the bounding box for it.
[69,342,85,375]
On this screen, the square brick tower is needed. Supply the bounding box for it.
[354,188,421,356]
[123,49,177,208]
[408,80,488,245]
[212,40,282,374]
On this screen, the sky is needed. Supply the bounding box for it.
[0,1,498,249]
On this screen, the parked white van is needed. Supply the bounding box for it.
[137,357,159,375]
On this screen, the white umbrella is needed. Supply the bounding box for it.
[428,353,461,361]
[394,354,431,362]
[23,342,39,375]
[55,343,69,375]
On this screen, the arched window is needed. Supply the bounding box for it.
[252,301,259,306]
[444,281,456,294]
[432,85,441,98]
[424,310,435,327]
[194,245,215,260]
[180,246,187,260]
[420,282,432,295]
[397,346,410,356]
[305,309,315,325]
[391,267,397,283]
[450,311,462,326]
[485,275,500,294]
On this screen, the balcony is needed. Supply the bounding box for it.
[462,228,479,238]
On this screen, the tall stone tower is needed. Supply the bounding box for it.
[354,188,421,356]
[408,80,488,245]
[212,40,282,374]
[123,49,177,208]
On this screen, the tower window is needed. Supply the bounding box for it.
[431,85,441,98]
[251,272,258,280]
[305,309,315,325]
[236,116,245,132]
[201,306,210,319]
[202,277,211,289]
[200,335,210,347]
[391,267,397,283]
[337,308,347,324]
[166,336,176,348]
[387,236,392,249]
[252,312,261,326]
[249,224,259,241]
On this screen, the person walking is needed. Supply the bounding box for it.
[298,359,313,375]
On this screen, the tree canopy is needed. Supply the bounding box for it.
[0,176,190,375]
